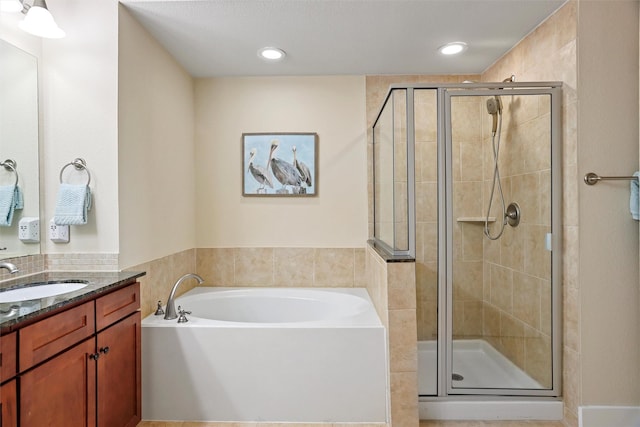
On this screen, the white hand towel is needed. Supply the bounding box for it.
[0,185,24,227]
[53,184,92,225]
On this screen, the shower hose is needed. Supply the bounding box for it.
[484,110,507,240]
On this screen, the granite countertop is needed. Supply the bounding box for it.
[0,270,146,332]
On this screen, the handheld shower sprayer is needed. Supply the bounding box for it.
[486,96,502,135]
[485,75,514,136]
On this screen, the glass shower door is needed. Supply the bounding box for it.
[446,88,560,395]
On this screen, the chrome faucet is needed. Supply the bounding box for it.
[0,262,19,274]
[164,273,204,320]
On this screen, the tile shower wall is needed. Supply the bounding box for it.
[482,1,577,425]
[479,93,553,388]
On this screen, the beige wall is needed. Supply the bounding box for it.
[194,76,368,248]
[118,6,197,269]
[40,0,120,254]
[0,0,121,256]
[577,0,640,406]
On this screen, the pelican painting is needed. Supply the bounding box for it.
[268,139,302,194]
[292,145,312,187]
[247,148,273,193]
[242,132,317,197]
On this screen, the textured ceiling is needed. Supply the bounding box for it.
[120,0,567,77]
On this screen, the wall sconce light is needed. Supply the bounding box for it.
[1,0,65,38]
[0,0,22,13]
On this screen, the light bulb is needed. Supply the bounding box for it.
[258,47,286,62]
[19,4,65,39]
[439,42,467,56]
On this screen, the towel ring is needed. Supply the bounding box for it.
[0,159,18,187]
[59,158,91,186]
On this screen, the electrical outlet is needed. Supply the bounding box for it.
[49,219,70,243]
[19,217,40,243]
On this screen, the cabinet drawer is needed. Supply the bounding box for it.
[19,301,95,372]
[96,283,140,331]
[1,332,16,382]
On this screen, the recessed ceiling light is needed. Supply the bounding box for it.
[438,42,468,55]
[258,47,286,62]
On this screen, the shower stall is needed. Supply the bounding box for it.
[372,81,562,418]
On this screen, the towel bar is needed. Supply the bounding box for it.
[1,159,18,186]
[583,172,638,185]
[59,158,91,186]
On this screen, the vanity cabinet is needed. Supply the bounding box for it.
[97,311,141,427]
[1,331,17,427]
[15,282,141,427]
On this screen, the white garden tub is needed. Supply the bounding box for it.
[142,287,387,422]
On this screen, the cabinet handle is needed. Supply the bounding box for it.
[88,353,100,360]
[99,346,110,355]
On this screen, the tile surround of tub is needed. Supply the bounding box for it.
[195,247,367,288]
[126,248,197,318]
[131,248,367,318]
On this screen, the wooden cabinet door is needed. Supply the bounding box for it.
[96,312,141,427]
[19,301,95,372]
[1,379,17,427]
[20,339,96,427]
[1,332,16,383]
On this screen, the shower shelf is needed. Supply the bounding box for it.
[456,217,496,223]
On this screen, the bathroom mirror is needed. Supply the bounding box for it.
[0,39,40,258]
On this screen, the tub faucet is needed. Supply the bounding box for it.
[164,273,204,320]
[0,262,19,274]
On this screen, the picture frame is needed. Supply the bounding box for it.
[242,132,318,197]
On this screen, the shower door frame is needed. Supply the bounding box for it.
[440,85,563,398]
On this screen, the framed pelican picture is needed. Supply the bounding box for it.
[242,132,318,197]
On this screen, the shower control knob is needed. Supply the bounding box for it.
[505,202,521,227]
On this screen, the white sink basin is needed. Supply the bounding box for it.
[0,281,88,303]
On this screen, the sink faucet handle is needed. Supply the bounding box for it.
[154,300,165,316]
[177,305,191,323]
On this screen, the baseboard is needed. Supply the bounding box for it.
[579,406,640,427]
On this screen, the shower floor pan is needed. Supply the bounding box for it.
[418,339,541,394]
[418,339,562,420]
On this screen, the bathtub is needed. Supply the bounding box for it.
[141,287,387,422]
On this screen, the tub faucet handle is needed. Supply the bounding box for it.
[177,305,191,323]
[154,300,165,316]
